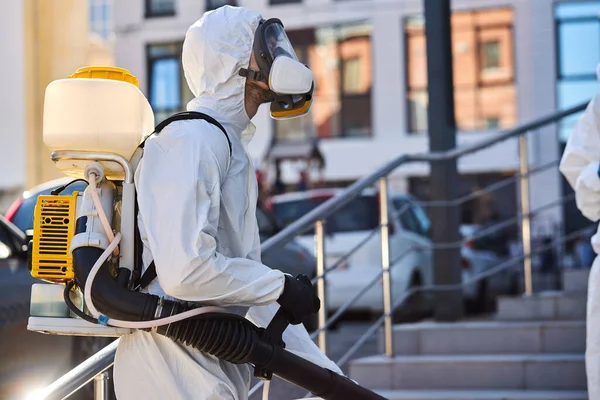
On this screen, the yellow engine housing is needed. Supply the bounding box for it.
[31,193,78,281]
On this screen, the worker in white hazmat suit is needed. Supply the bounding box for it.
[113,6,342,399]
[559,65,600,400]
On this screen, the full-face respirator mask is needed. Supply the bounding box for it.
[239,18,314,120]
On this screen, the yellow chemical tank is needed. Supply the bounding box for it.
[43,66,155,180]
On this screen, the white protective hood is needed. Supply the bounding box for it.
[182,6,260,134]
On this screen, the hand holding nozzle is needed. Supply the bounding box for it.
[276,274,321,325]
[254,275,320,381]
[266,273,321,349]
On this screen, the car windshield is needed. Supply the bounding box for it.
[11,181,88,232]
[271,195,379,235]
[392,197,431,237]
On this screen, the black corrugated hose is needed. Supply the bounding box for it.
[73,245,387,400]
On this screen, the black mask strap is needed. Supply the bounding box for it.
[239,68,267,83]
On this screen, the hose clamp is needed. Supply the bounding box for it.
[154,298,165,318]
[151,298,165,333]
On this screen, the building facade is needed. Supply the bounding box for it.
[0,0,114,211]
[113,0,599,233]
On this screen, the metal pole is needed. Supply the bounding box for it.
[379,177,393,357]
[519,134,533,295]
[315,220,327,353]
[425,0,463,321]
[94,371,109,400]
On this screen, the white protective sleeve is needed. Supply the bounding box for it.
[559,94,600,222]
[135,121,286,306]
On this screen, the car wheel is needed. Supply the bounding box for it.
[69,336,116,400]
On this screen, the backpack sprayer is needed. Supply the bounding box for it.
[26,66,386,400]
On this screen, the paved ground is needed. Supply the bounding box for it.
[249,321,378,400]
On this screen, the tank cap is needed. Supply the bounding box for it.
[68,66,139,88]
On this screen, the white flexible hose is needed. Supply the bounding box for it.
[83,232,121,320]
[262,380,270,400]
[83,180,231,329]
[88,173,119,257]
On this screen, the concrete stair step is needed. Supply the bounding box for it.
[378,320,585,355]
[496,292,586,321]
[372,390,588,400]
[563,269,590,293]
[349,354,586,391]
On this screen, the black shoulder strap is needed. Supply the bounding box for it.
[139,111,232,156]
[138,261,156,290]
[135,111,231,290]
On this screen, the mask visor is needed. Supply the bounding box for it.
[262,22,299,62]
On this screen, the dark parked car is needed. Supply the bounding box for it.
[0,177,317,399]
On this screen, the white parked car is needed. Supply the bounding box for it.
[269,188,433,319]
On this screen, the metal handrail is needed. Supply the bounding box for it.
[39,101,589,399]
[308,189,578,339]
[251,220,595,399]
[308,192,579,337]
[336,221,592,366]
[37,338,119,399]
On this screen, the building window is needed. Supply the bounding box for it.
[146,0,175,17]
[206,0,237,11]
[555,2,600,142]
[486,117,499,130]
[147,43,194,122]
[275,22,373,142]
[343,57,362,94]
[404,8,516,133]
[89,0,112,40]
[480,40,500,69]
